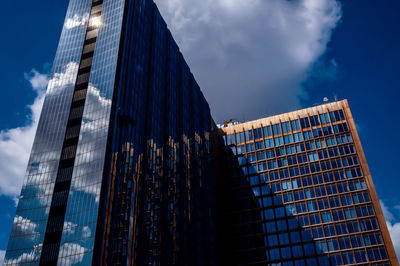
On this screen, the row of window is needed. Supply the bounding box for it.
[240,144,356,166]
[232,134,353,157]
[235,246,387,265]
[239,156,360,177]
[225,110,347,145]
[228,123,349,147]
[261,230,382,251]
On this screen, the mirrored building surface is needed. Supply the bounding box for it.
[219,100,398,266]
[4,0,216,265]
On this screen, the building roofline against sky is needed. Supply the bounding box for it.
[222,99,349,134]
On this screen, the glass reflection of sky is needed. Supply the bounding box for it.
[4,0,92,264]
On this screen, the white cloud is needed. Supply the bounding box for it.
[381,200,395,222]
[380,201,400,259]
[155,0,342,121]
[13,215,37,235]
[58,243,86,265]
[0,70,48,201]
[65,13,89,29]
[24,70,49,93]
[3,249,38,265]
[0,250,5,265]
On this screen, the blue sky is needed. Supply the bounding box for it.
[0,0,399,262]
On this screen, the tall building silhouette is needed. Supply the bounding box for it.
[4,0,216,265]
[219,100,398,265]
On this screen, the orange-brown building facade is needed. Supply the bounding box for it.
[219,100,398,265]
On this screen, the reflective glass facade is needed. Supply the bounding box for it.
[219,100,398,266]
[4,0,216,265]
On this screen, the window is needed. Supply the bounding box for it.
[305,141,315,151]
[307,201,318,212]
[253,127,262,139]
[296,143,305,152]
[326,137,337,146]
[293,133,304,142]
[257,152,266,161]
[288,155,297,166]
[300,117,310,129]
[263,125,272,137]
[313,175,324,185]
[327,239,339,251]
[318,199,330,210]
[277,158,287,167]
[292,245,303,257]
[341,195,353,206]
[333,122,349,134]
[245,129,253,141]
[332,209,345,221]
[310,214,321,225]
[312,226,324,238]
[268,160,277,170]
[323,126,333,136]
[329,110,345,122]
[286,145,295,155]
[308,152,318,162]
[255,140,264,150]
[246,143,255,152]
[310,115,321,126]
[296,203,307,214]
[274,136,284,146]
[270,248,280,260]
[316,186,327,197]
[282,121,291,133]
[268,234,278,246]
[349,180,367,191]
[342,252,355,264]
[305,189,316,199]
[291,120,301,131]
[266,221,276,233]
[347,221,360,233]
[226,134,235,145]
[313,128,323,138]
[281,247,292,259]
[304,130,313,140]
[316,139,327,149]
[321,212,332,223]
[355,250,368,263]
[284,134,294,144]
[279,233,290,245]
[272,124,282,135]
[319,113,330,124]
[276,147,286,156]
[304,243,315,255]
[266,149,275,159]
[344,208,357,219]
[265,138,274,148]
[336,223,348,236]
[258,163,267,172]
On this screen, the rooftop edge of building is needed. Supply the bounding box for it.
[220,99,349,134]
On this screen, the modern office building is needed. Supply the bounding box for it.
[4,0,217,265]
[219,100,398,265]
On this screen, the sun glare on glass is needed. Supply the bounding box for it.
[90,17,102,27]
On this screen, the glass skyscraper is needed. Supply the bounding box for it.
[4,0,216,265]
[219,100,398,265]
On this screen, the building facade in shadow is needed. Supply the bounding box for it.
[218,100,398,265]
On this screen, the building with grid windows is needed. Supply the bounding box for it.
[4,0,217,265]
[218,100,398,266]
